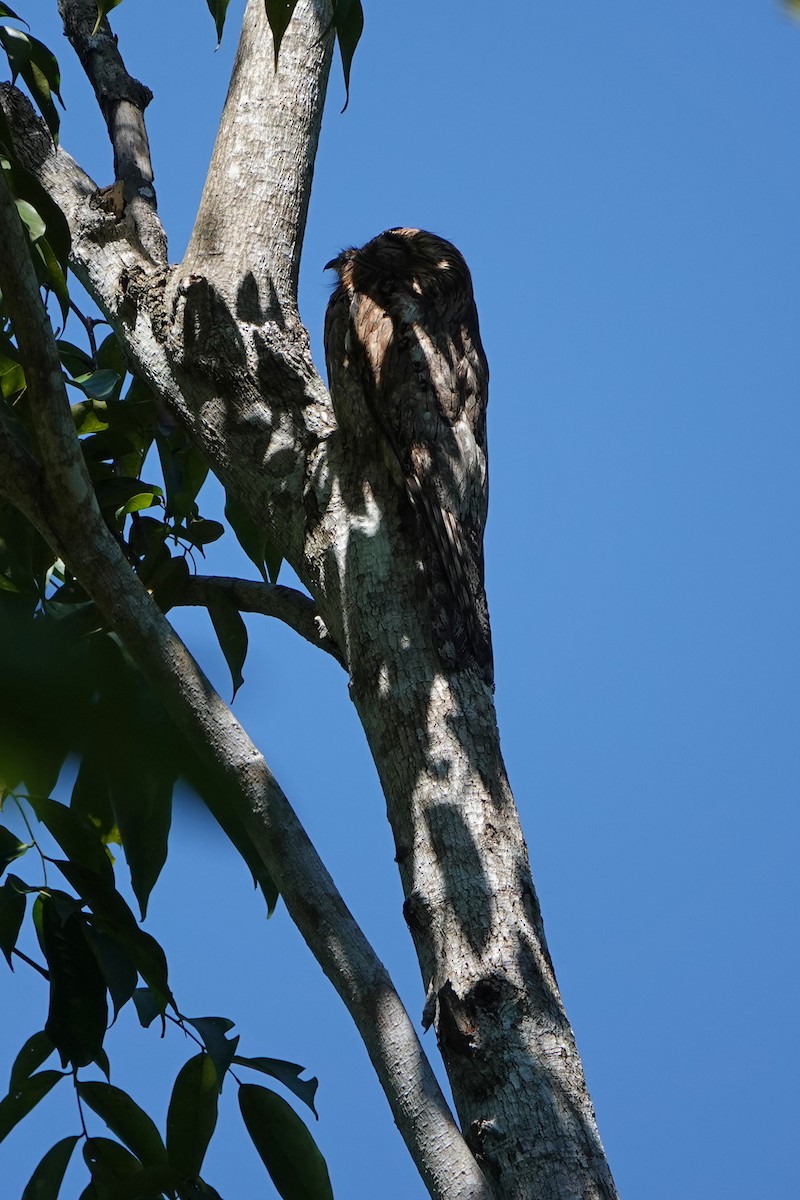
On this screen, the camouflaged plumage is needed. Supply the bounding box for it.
[324,228,492,681]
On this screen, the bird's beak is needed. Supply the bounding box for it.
[324,256,340,272]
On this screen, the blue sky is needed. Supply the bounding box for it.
[2,2,799,1198]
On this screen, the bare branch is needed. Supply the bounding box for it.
[57,0,167,265]
[0,169,492,1200]
[182,575,344,664]
[182,0,335,314]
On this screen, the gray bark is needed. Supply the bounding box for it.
[0,1,619,1196]
[0,161,489,1200]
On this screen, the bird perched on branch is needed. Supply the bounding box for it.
[324,227,492,681]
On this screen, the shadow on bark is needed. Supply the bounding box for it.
[424,801,493,955]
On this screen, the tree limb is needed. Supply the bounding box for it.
[181,575,344,664]
[0,422,47,529]
[182,0,335,314]
[0,170,492,1200]
[0,83,332,576]
[57,0,167,265]
[2,4,618,1192]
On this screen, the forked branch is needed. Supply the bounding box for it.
[0,168,492,1200]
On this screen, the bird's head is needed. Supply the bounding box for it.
[323,248,355,276]
[324,229,472,302]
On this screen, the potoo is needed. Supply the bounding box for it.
[324,228,493,682]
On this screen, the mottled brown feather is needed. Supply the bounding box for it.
[324,228,492,680]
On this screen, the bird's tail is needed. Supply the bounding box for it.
[406,473,493,683]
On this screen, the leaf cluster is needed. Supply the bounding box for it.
[0,921,330,1200]
[89,1,366,101]
[0,7,364,1196]
[0,5,70,319]
[156,0,364,108]
[1,286,285,694]
[0,649,329,1199]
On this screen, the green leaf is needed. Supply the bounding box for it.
[28,795,114,884]
[83,1136,141,1194]
[91,0,124,36]
[204,0,230,44]
[128,514,166,562]
[206,588,248,700]
[131,987,161,1030]
[263,542,282,584]
[183,517,224,547]
[0,362,25,402]
[185,1018,239,1088]
[21,1134,80,1200]
[147,552,190,614]
[104,732,173,922]
[0,606,88,794]
[0,5,25,22]
[332,0,363,111]
[35,889,83,926]
[15,197,45,240]
[34,236,69,325]
[116,490,161,518]
[95,331,125,377]
[4,157,71,270]
[232,1057,318,1117]
[166,1054,219,1178]
[179,1181,224,1200]
[70,751,119,850]
[265,0,299,66]
[117,375,156,438]
[83,923,139,1020]
[82,427,139,465]
[0,875,25,966]
[178,766,279,914]
[77,1081,168,1167]
[0,28,62,140]
[112,1164,183,1200]
[0,1070,65,1143]
[238,1084,333,1200]
[22,33,62,101]
[72,369,122,402]
[71,400,108,435]
[37,898,108,1068]
[0,822,27,875]
[57,339,94,377]
[53,860,173,1012]
[94,476,162,519]
[155,432,209,522]
[93,1046,111,1082]
[0,28,62,142]
[9,1031,55,1091]
[224,490,275,582]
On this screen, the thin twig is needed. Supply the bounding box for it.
[182,575,344,664]
[12,948,50,979]
[68,298,103,364]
